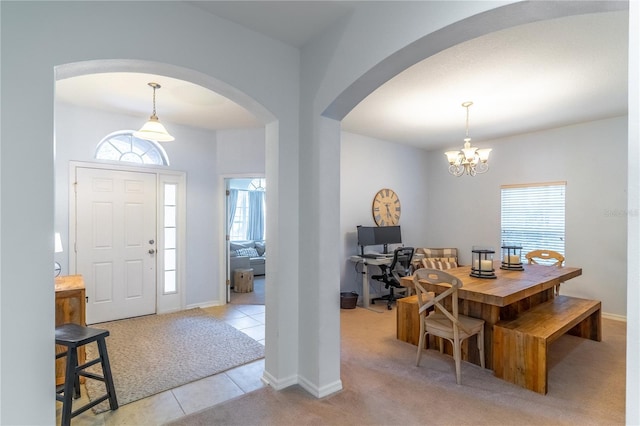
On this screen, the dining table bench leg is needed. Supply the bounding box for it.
[492,295,601,394]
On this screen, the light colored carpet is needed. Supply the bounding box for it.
[84,308,265,413]
[167,307,626,425]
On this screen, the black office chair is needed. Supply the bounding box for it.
[371,247,415,310]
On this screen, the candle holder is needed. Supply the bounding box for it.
[470,247,496,279]
[501,245,524,271]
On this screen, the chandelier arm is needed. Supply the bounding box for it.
[475,162,490,174]
[448,164,464,177]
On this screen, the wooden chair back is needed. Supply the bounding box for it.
[412,268,471,335]
[525,249,565,267]
[412,268,486,383]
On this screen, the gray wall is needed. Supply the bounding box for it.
[340,132,429,295]
[340,117,627,318]
[426,116,627,316]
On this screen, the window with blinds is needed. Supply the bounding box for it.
[501,182,566,263]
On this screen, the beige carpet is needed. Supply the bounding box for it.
[167,307,626,425]
[84,308,265,413]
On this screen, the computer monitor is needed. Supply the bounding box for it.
[356,225,403,255]
[374,225,402,253]
[356,226,377,248]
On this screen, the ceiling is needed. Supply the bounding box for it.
[55,4,628,152]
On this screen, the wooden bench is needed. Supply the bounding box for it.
[493,295,601,394]
[397,295,421,345]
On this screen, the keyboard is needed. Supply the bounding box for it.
[362,253,393,259]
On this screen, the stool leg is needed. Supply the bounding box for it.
[61,347,78,426]
[96,338,119,410]
[73,348,81,399]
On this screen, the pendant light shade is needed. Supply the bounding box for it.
[134,82,175,142]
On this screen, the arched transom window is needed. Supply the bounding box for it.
[95,131,170,166]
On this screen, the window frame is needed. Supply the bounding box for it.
[95,130,170,166]
[500,181,567,263]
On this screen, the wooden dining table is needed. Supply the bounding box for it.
[400,261,582,369]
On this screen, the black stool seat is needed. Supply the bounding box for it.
[55,323,118,425]
[56,323,110,348]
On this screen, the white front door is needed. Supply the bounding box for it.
[75,167,157,324]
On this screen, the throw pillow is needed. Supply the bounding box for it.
[254,241,266,256]
[422,258,458,270]
[236,247,259,257]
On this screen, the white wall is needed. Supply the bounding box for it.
[626,2,640,420]
[426,116,628,317]
[340,132,429,295]
[55,103,267,307]
[2,1,638,423]
[1,2,300,420]
[217,128,266,175]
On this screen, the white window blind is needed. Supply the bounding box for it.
[501,182,566,263]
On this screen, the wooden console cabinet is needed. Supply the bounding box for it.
[55,275,86,386]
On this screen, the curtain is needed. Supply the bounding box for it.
[247,190,265,241]
[227,189,239,232]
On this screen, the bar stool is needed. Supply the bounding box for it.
[55,323,118,425]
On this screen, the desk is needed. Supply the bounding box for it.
[349,255,392,309]
[350,253,424,309]
[400,262,582,368]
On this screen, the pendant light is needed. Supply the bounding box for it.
[134,82,175,142]
[444,101,491,176]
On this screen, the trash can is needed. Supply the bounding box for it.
[340,292,359,309]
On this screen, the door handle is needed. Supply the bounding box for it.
[148,249,156,254]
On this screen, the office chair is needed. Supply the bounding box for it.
[371,247,415,310]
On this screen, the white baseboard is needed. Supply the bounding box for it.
[262,370,343,398]
[603,312,627,322]
[261,370,298,390]
[298,375,343,398]
[186,299,225,310]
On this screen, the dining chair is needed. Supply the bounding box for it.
[412,268,485,384]
[525,249,565,294]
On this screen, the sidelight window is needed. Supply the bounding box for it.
[163,183,178,293]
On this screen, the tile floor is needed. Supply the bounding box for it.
[56,304,266,426]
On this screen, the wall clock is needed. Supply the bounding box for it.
[372,188,401,226]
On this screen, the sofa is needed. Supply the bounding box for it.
[230,240,266,276]
[415,247,459,270]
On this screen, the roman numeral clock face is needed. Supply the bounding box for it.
[372,188,401,226]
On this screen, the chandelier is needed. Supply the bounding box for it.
[444,101,491,176]
[134,82,175,142]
